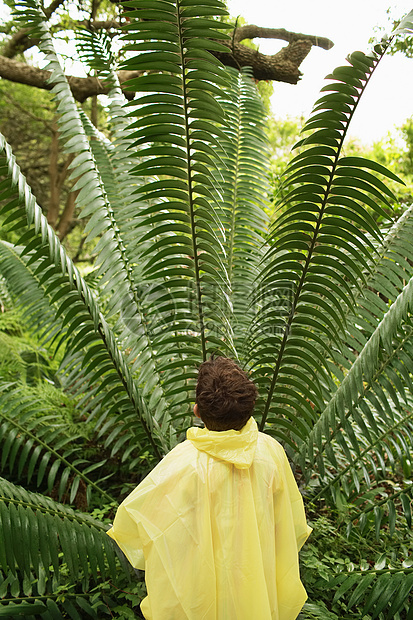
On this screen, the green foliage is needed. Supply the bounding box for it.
[0,0,413,616]
[268,115,304,182]
[0,83,56,243]
[387,7,413,59]
[400,116,413,177]
[301,514,413,619]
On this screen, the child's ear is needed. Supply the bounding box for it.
[194,404,200,418]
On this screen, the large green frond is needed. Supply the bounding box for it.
[0,382,114,504]
[120,0,235,374]
[13,1,170,430]
[302,274,413,539]
[75,26,206,431]
[0,240,161,471]
[0,477,123,618]
[0,477,115,583]
[327,203,413,382]
[305,275,413,464]
[300,207,413,524]
[0,132,167,459]
[325,565,413,619]
[0,240,67,351]
[79,109,174,433]
[215,67,270,353]
[248,39,404,448]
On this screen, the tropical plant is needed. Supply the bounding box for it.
[0,0,412,617]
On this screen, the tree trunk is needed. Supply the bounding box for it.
[47,120,60,228]
[57,189,78,240]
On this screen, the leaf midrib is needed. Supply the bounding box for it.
[177,0,207,361]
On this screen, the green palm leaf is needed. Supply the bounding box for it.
[0,132,167,459]
[13,0,172,433]
[0,240,162,470]
[304,274,413,464]
[0,240,67,352]
[75,27,201,432]
[120,0,235,374]
[249,39,403,449]
[0,382,114,504]
[327,203,413,381]
[0,477,116,582]
[0,477,122,618]
[329,566,413,619]
[79,108,175,430]
[214,67,270,352]
[302,274,413,539]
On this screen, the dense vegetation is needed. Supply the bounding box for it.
[0,1,413,618]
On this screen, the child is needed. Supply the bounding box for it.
[107,356,312,620]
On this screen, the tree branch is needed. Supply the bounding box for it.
[2,0,66,58]
[233,25,334,50]
[0,56,140,102]
[44,0,67,19]
[2,28,33,58]
[0,19,334,92]
[219,24,334,83]
[214,38,316,83]
[2,20,120,58]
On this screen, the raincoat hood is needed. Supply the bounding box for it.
[186,416,258,468]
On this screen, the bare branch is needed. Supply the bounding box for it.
[233,25,334,51]
[2,28,34,58]
[44,0,66,19]
[0,56,140,102]
[2,20,121,58]
[0,16,334,89]
[81,19,120,30]
[214,38,314,83]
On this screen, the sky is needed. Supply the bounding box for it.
[227,0,413,144]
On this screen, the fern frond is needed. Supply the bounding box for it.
[0,132,167,459]
[303,274,413,465]
[0,477,117,587]
[302,277,413,537]
[74,27,189,433]
[0,594,102,618]
[0,476,129,617]
[326,203,413,382]
[78,96,176,434]
[215,67,270,353]
[249,39,404,448]
[0,383,114,504]
[0,241,158,469]
[329,565,413,619]
[120,0,235,373]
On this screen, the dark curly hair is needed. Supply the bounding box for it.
[195,357,258,431]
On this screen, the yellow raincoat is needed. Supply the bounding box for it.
[107,417,312,620]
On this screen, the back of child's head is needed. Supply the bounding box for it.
[195,356,258,431]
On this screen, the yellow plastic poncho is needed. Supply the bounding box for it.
[107,417,312,620]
